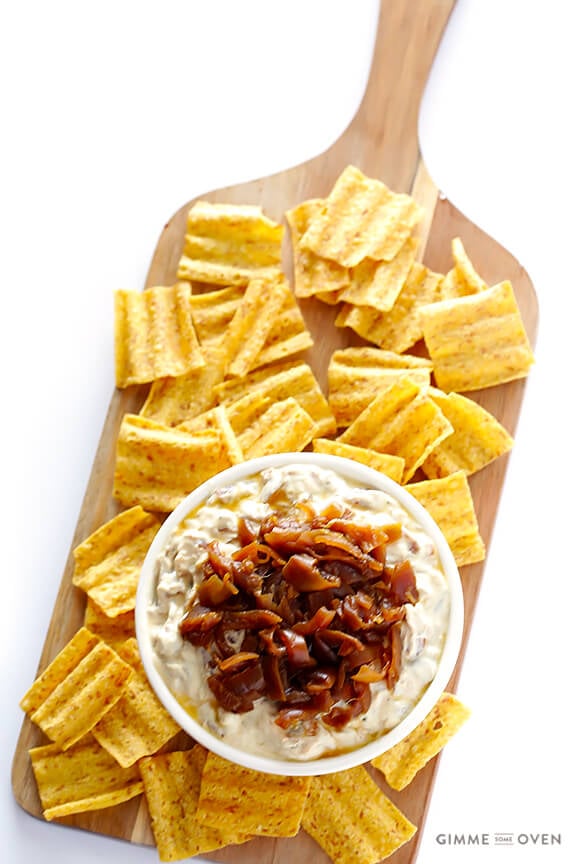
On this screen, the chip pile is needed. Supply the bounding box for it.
[20,164,534,863]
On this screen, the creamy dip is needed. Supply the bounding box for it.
[147,463,450,761]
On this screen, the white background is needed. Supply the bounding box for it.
[1,1,574,862]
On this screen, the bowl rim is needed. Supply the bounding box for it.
[135,451,464,776]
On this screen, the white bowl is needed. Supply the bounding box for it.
[136,452,464,776]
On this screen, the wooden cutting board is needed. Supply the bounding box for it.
[11,1,538,862]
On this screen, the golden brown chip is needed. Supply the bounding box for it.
[312,439,405,484]
[314,287,344,304]
[300,164,423,267]
[336,261,444,353]
[20,628,100,715]
[84,598,135,646]
[177,201,283,286]
[286,198,351,299]
[139,343,227,426]
[21,630,133,750]
[223,275,289,377]
[113,414,235,512]
[441,237,487,299]
[72,506,160,618]
[339,236,418,311]
[302,766,416,864]
[214,360,336,437]
[114,284,204,388]
[92,639,180,767]
[330,346,434,371]
[178,404,244,464]
[328,346,432,427]
[420,280,535,392]
[406,470,485,566]
[422,388,514,478]
[224,389,272,439]
[238,397,318,459]
[197,750,311,837]
[338,377,453,483]
[29,737,144,821]
[140,746,249,861]
[189,286,244,345]
[253,280,314,367]
[372,692,471,790]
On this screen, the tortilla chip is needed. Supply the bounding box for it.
[84,598,135,646]
[21,631,133,750]
[312,439,405,484]
[336,261,444,353]
[140,746,250,861]
[189,286,244,345]
[196,750,311,837]
[177,201,283,286]
[29,737,144,821]
[441,237,487,299]
[20,627,100,715]
[180,395,317,461]
[238,397,318,459]
[113,413,235,512]
[300,165,423,267]
[253,282,314,367]
[332,346,433,371]
[178,404,244,464]
[422,388,514,478]
[406,471,485,566]
[92,639,180,767]
[331,346,433,372]
[338,377,453,483]
[214,360,336,437]
[302,766,417,864]
[372,692,471,790]
[286,198,351,299]
[420,280,535,391]
[328,346,432,427]
[225,389,272,438]
[339,237,418,311]
[114,284,204,388]
[72,506,160,618]
[223,275,289,377]
[139,343,227,426]
[314,287,344,304]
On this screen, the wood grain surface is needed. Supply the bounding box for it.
[11,1,538,862]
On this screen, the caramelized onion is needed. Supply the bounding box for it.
[218,651,259,672]
[282,554,340,592]
[292,606,336,635]
[179,503,420,729]
[180,609,222,637]
[277,629,316,668]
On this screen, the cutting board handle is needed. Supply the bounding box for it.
[331,0,457,190]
